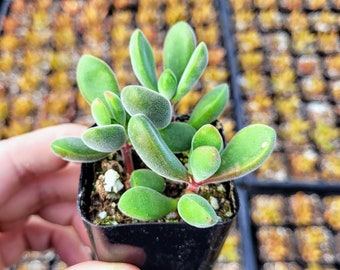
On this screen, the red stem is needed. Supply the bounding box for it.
[121,144,134,176]
[186,177,201,193]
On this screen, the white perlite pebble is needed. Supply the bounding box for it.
[104,169,124,193]
[209,196,220,210]
[166,211,178,219]
[98,211,107,219]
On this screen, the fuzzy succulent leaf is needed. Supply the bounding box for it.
[188,83,229,129]
[159,122,196,153]
[129,30,157,90]
[163,21,196,82]
[104,91,126,126]
[191,124,224,152]
[157,69,177,100]
[118,186,177,221]
[81,125,127,153]
[189,146,221,182]
[128,114,188,183]
[172,42,208,103]
[77,55,119,104]
[51,137,109,162]
[178,194,219,228]
[211,124,277,182]
[130,169,166,193]
[91,98,112,126]
[121,85,172,129]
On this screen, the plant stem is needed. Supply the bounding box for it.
[186,177,201,193]
[121,144,134,176]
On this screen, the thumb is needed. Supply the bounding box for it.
[67,261,140,270]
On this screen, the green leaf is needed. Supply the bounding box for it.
[51,137,109,162]
[189,146,221,182]
[163,21,196,82]
[118,186,177,221]
[172,42,208,103]
[81,125,126,153]
[104,91,126,126]
[128,114,188,183]
[157,69,177,100]
[188,83,229,129]
[121,85,172,129]
[130,169,165,193]
[212,124,277,182]
[77,55,120,104]
[91,98,112,126]
[159,122,196,153]
[178,194,219,228]
[129,29,157,90]
[192,124,224,152]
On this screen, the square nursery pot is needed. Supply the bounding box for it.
[78,161,239,270]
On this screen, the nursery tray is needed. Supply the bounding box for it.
[217,2,340,267]
[236,181,340,270]
[218,0,340,184]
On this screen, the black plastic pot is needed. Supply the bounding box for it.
[78,161,239,270]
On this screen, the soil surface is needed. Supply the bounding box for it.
[88,152,238,225]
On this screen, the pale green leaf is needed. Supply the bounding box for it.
[129,30,157,90]
[104,91,126,126]
[178,194,219,228]
[50,137,109,162]
[172,42,208,103]
[118,186,177,221]
[91,98,112,126]
[81,125,126,153]
[130,169,165,193]
[159,122,196,153]
[163,21,196,82]
[121,85,172,129]
[77,55,119,104]
[157,69,177,100]
[212,124,277,182]
[128,114,188,183]
[191,124,224,152]
[189,146,221,182]
[188,83,229,129]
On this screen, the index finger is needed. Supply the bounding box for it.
[0,124,86,206]
[67,261,140,270]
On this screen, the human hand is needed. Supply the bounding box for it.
[0,124,139,270]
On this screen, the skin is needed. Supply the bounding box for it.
[0,124,139,270]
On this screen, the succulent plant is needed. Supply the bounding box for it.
[51,21,276,228]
